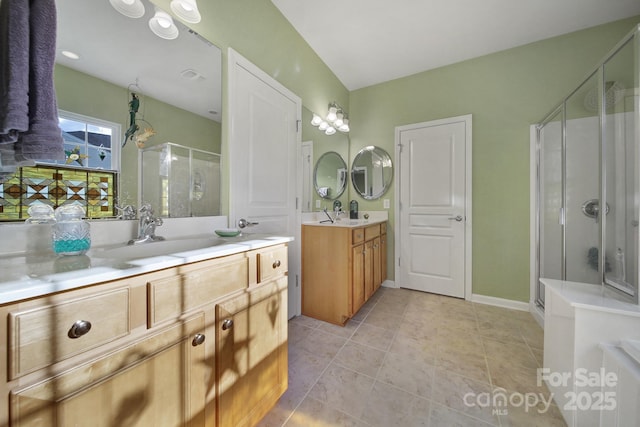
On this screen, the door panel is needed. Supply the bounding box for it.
[228,49,301,318]
[398,116,470,298]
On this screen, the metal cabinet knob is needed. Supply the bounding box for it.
[272,260,281,269]
[448,215,463,222]
[68,320,92,339]
[192,333,206,347]
[222,318,234,330]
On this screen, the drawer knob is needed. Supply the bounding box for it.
[192,333,206,347]
[222,318,234,330]
[68,320,92,339]
[272,260,281,269]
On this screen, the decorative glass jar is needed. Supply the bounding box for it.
[52,205,91,255]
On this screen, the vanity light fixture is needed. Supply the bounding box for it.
[109,0,145,19]
[170,0,201,24]
[310,102,350,135]
[148,8,179,40]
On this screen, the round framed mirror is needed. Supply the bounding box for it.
[314,151,348,200]
[351,146,393,200]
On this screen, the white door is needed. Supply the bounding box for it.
[227,49,301,318]
[395,115,472,298]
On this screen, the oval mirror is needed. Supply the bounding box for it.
[314,151,348,200]
[351,146,393,200]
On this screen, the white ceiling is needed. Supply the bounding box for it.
[271,0,640,90]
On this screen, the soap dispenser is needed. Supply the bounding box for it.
[349,200,358,219]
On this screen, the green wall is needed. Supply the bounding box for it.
[150,1,638,302]
[349,16,640,302]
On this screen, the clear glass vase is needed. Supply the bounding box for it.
[52,205,91,256]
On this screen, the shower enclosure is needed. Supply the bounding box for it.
[139,142,221,217]
[535,25,640,307]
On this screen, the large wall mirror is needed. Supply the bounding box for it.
[314,152,347,200]
[55,0,222,217]
[351,146,393,200]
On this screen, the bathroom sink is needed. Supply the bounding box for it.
[91,237,227,260]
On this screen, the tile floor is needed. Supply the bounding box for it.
[257,287,567,427]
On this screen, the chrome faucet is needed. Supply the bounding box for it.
[128,204,164,245]
[320,207,334,224]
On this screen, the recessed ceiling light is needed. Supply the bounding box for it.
[61,50,80,60]
[170,0,201,24]
[109,0,145,19]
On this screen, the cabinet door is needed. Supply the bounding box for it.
[11,315,207,427]
[216,278,288,427]
[352,243,365,313]
[373,236,382,291]
[380,233,388,285]
[364,240,374,300]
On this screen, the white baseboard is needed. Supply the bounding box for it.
[381,280,397,288]
[471,293,530,311]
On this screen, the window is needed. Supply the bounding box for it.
[0,112,120,221]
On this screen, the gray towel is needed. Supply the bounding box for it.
[0,0,65,180]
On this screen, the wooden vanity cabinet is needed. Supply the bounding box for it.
[216,277,288,427]
[1,243,289,427]
[302,222,387,325]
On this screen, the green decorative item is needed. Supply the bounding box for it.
[123,92,140,147]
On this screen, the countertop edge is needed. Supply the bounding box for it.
[0,236,293,306]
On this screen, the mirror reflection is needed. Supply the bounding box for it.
[351,146,393,200]
[314,152,347,200]
[54,0,222,217]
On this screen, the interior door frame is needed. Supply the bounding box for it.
[394,114,473,299]
[226,48,302,318]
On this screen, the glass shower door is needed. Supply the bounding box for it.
[538,109,563,306]
[564,73,602,285]
[603,37,638,298]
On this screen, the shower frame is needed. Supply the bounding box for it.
[533,24,640,309]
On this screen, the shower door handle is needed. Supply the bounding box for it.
[448,215,463,222]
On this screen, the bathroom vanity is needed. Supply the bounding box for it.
[302,220,387,325]
[0,236,290,427]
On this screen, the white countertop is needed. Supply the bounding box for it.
[0,234,293,305]
[541,278,640,317]
[302,218,386,228]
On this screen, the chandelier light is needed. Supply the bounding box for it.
[170,0,202,24]
[311,102,350,135]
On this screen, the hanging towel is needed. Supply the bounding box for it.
[0,0,65,180]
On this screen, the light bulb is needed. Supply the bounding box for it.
[326,106,337,122]
[311,114,322,126]
[338,118,350,132]
[318,121,329,131]
[325,126,336,135]
[334,112,344,127]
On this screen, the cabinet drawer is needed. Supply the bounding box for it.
[148,254,248,327]
[8,288,130,380]
[381,222,387,234]
[365,224,380,240]
[352,228,365,244]
[257,245,288,283]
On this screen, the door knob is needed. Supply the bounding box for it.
[237,218,259,229]
[448,215,463,222]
